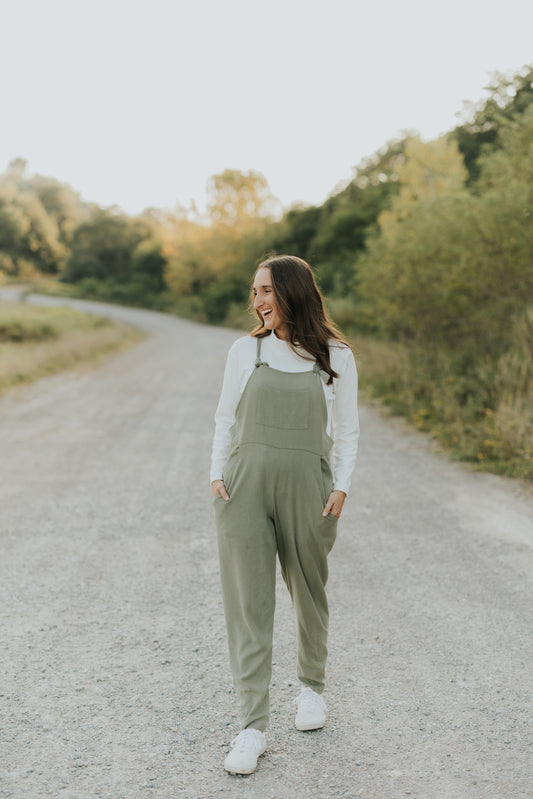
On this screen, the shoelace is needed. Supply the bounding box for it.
[230,729,262,751]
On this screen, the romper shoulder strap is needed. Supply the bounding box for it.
[254,336,263,367]
[254,335,270,368]
[313,361,330,384]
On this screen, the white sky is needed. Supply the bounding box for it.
[1,0,532,215]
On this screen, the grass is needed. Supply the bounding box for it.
[351,334,533,481]
[0,300,145,396]
[26,278,80,300]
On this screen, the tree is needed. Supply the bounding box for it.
[0,179,67,276]
[206,169,279,233]
[27,174,86,248]
[163,213,213,296]
[357,107,533,363]
[62,209,150,283]
[377,135,467,237]
[164,170,279,319]
[453,64,533,182]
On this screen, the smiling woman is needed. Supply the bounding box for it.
[210,254,360,775]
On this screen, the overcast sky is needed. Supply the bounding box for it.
[1,0,532,215]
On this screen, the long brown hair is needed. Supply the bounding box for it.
[251,254,350,384]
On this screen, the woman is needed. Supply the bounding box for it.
[211,255,359,774]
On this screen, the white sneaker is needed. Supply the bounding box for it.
[294,686,327,731]
[224,728,266,774]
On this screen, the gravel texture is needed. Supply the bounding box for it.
[0,290,532,799]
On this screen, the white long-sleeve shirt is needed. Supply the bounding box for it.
[211,332,359,494]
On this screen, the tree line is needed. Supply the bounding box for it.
[1,66,532,476]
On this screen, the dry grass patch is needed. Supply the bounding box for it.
[0,301,145,395]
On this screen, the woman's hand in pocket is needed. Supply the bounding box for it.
[322,490,346,518]
[211,479,230,501]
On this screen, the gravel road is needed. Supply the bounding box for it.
[1,291,532,799]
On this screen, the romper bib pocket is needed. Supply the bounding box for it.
[255,387,311,430]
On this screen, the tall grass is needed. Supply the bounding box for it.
[351,329,533,480]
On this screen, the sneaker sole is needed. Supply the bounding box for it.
[224,764,257,775]
[295,719,326,731]
[224,747,266,775]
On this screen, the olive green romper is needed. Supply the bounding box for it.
[214,336,338,732]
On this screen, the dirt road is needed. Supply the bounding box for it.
[1,292,532,798]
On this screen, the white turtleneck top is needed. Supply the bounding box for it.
[211,332,359,495]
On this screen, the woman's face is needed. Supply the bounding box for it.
[252,267,287,338]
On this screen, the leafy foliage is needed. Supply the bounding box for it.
[453,65,533,182]
[356,104,533,475]
[0,159,86,277]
